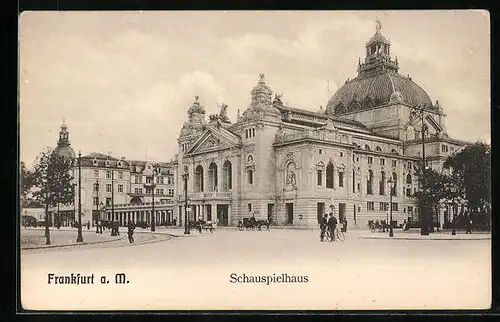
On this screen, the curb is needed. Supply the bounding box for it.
[359,236,491,241]
[21,236,123,250]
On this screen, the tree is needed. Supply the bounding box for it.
[413,165,448,230]
[443,142,491,213]
[31,148,74,245]
[443,142,491,229]
[20,161,35,208]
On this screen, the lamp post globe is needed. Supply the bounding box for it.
[387,177,395,237]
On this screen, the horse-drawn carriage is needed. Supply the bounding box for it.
[237,217,270,231]
[188,220,215,233]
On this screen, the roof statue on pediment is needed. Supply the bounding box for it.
[180,96,207,139]
[273,93,283,105]
[242,74,280,121]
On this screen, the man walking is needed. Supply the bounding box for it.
[127,221,135,243]
[327,212,338,240]
[319,213,328,242]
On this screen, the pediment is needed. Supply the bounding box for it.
[186,126,241,155]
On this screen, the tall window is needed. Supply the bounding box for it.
[118,171,123,180]
[391,203,398,211]
[406,174,412,184]
[106,171,112,179]
[146,187,152,194]
[167,177,172,184]
[392,160,397,167]
[326,162,334,188]
[195,165,204,192]
[367,202,374,211]
[134,175,139,184]
[93,183,99,192]
[118,184,123,193]
[367,170,373,195]
[222,160,232,191]
[352,169,356,193]
[93,170,99,178]
[338,169,344,187]
[392,172,397,196]
[247,168,254,185]
[317,170,322,186]
[379,171,386,195]
[380,158,385,166]
[146,176,153,184]
[106,184,112,192]
[208,162,218,192]
[135,188,140,194]
[93,197,98,206]
[368,156,373,164]
[106,197,111,206]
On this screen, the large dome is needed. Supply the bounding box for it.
[53,145,76,159]
[325,72,433,115]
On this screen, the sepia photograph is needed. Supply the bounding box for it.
[19,10,491,311]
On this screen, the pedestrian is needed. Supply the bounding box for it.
[127,221,135,243]
[86,221,90,230]
[465,212,472,234]
[319,213,328,242]
[96,220,100,234]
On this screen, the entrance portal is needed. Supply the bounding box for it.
[217,205,229,226]
[286,203,294,224]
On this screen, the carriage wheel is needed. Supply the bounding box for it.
[327,231,334,242]
[370,227,375,233]
[337,230,346,242]
[238,226,244,231]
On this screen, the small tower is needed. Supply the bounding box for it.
[359,19,399,77]
[53,118,76,159]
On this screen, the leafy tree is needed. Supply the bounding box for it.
[413,165,448,229]
[31,148,74,244]
[20,161,35,208]
[443,142,491,213]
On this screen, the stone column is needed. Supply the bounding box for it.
[211,204,216,222]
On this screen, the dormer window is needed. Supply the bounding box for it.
[117,161,122,167]
[92,159,98,166]
[105,160,110,167]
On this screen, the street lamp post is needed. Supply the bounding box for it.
[183,167,190,234]
[95,178,99,233]
[388,177,395,237]
[76,151,83,242]
[145,165,157,232]
[409,104,429,236]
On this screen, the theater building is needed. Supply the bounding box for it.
[173,20,468,228]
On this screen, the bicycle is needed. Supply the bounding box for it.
[326,227,345,242]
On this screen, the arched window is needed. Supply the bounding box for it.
[365,144,371,150]
[367,170,373,194]
[222,160,232,191]
[379,171,386,195]
[208,162,218,192]
[326,162,334,188]
[392,172,397,196]
[376,146,382,152]
[195,165,204,192]
[406,174,412,184]
[391,149,398,154]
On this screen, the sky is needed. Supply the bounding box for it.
[19,10,490,168]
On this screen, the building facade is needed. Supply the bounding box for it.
[47,122,176,227]
[172,20,468,228]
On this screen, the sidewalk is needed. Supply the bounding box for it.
[21,228,123,250]
[359,228,491,240]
